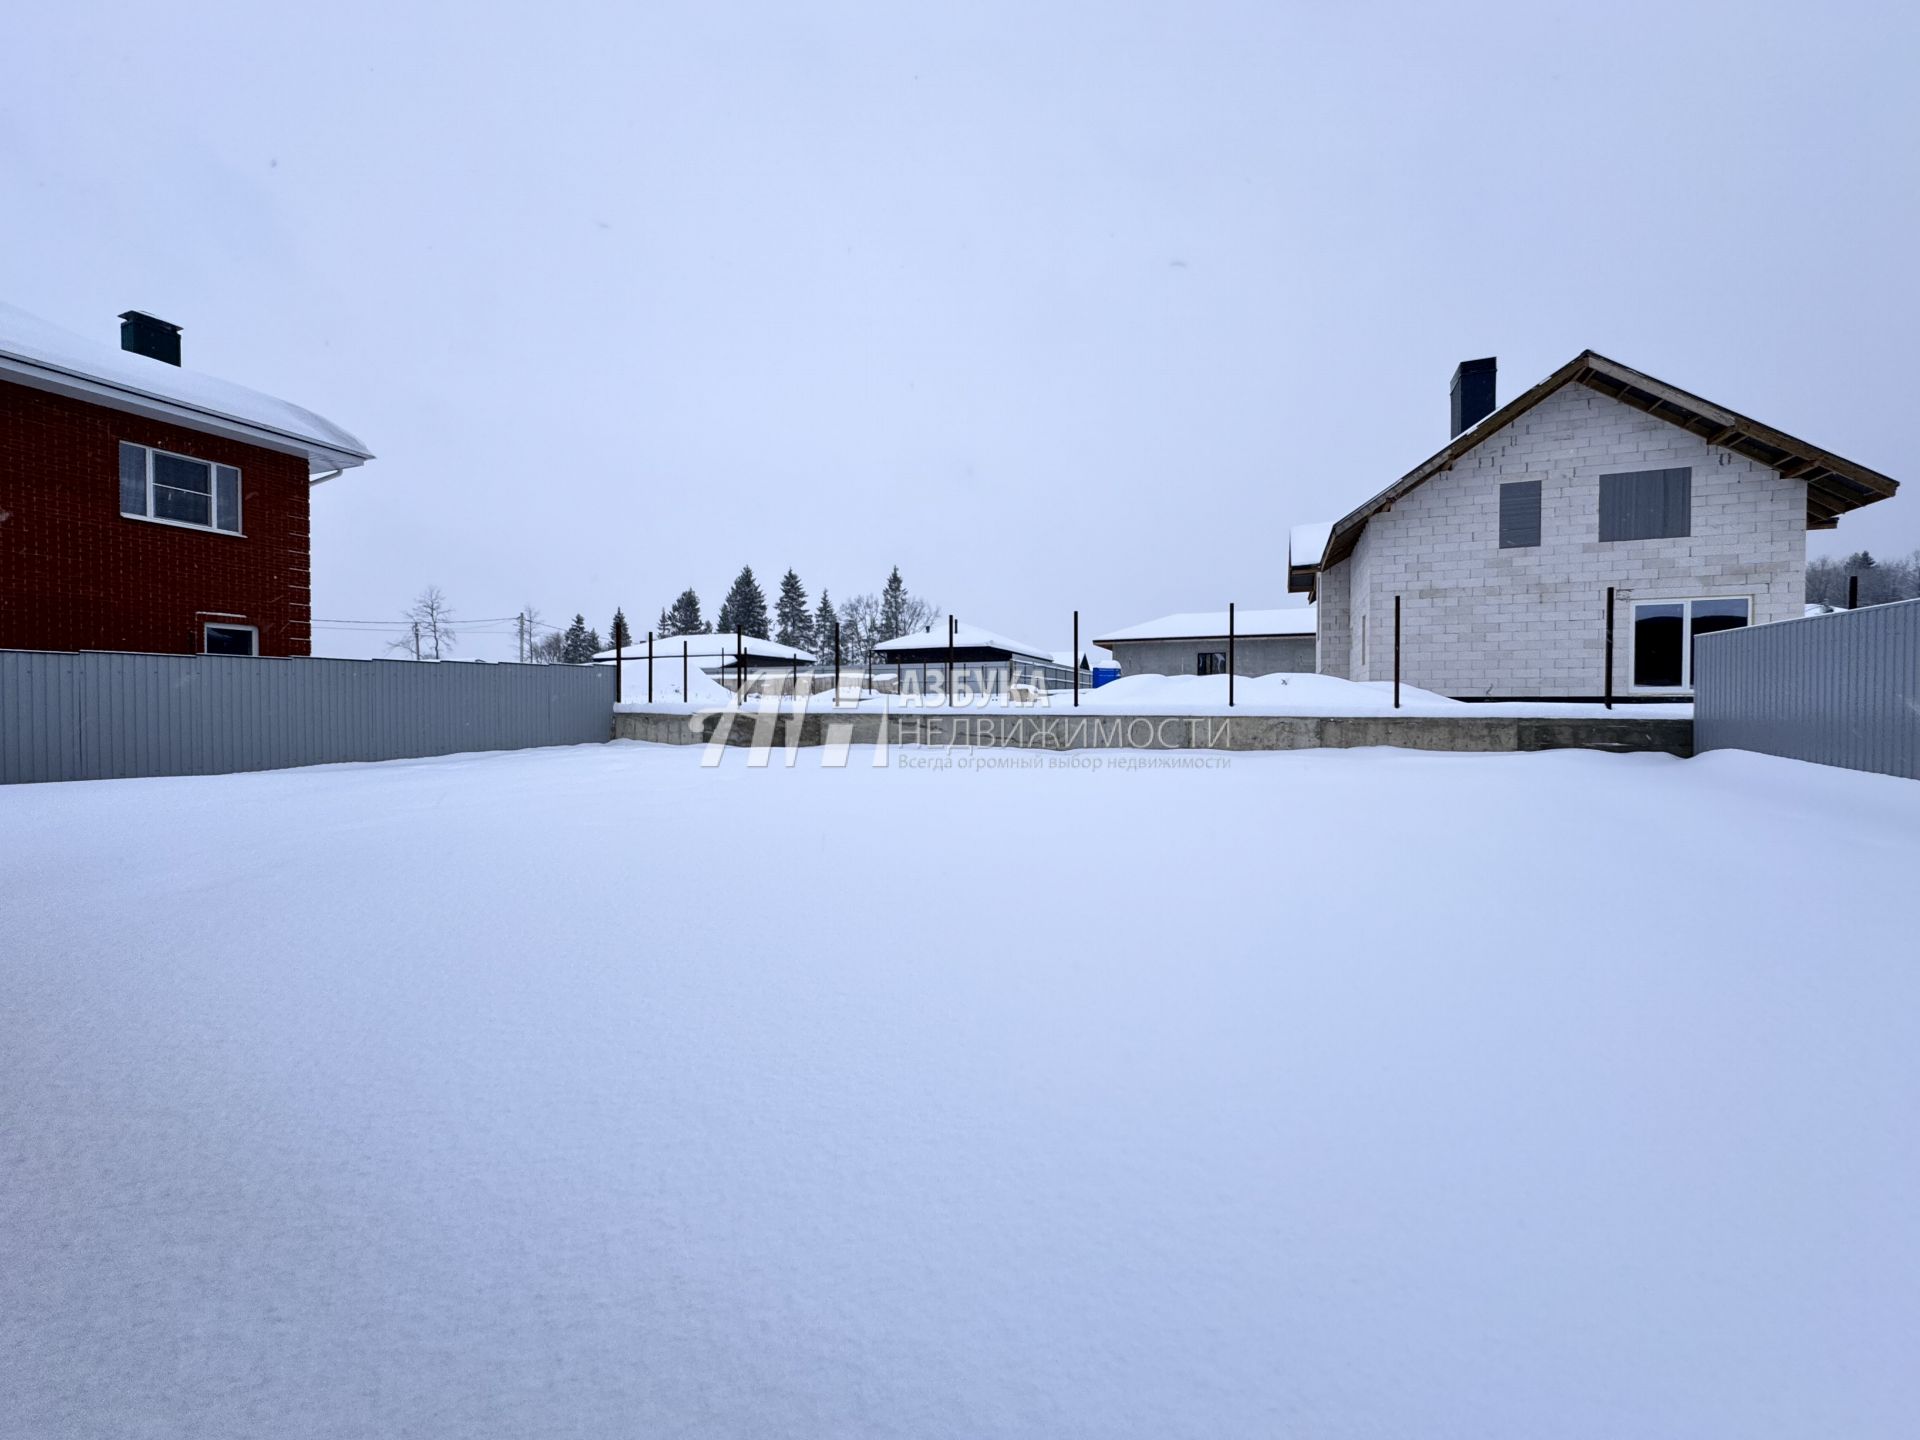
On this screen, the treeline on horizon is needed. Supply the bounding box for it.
[1805,549,1920,608]
[541,565,940,665]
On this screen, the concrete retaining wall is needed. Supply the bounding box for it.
[615,708,1692,756]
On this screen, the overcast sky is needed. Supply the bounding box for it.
[6,2,1915,658]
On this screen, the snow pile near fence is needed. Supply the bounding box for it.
[611,657,734,707]
[4,746,1916,1436]
[1079,671,1460,712]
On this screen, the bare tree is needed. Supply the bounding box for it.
[838,593,880,658]
[388,585,458,660]
[900,595,940,634]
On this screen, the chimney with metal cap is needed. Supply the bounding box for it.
[1450,356,1496,437]
[119,311,182,366]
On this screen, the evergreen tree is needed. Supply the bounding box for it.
[719,565,771,640]
[661,589,707,637]
[878,566,907,642]
[656,606,672,637]
[813,589,839,663]
[775,569,813,651]
[609,608,632,651]
[560,614,595,664]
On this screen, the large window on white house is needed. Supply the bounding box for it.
[1631,597,1750,690]
[1600,467,1691,542]
[119,442,241,533]
[1498,480,1541,548]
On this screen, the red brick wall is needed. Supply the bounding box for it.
[0,377,311,656]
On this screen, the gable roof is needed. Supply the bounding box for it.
[0,301,372,475]
[1095,606,1315,645]
[1289,350,1898,592]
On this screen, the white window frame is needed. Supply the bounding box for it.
[1628,595,1752,692]
[202,623,259,656]
[120,442,245,537]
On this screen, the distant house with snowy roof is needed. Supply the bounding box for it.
[594,632,814,677]
[872,621,1074,696]
[1094,607,1316,678]
[0,302,372,657]
[1288,353,1899,699]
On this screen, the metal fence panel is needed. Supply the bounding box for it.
[0,651,615,785]
[1693,599,1920,780]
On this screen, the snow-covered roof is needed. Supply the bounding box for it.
[1051,645,1117,670]
[594,632,816,664]
[1289,521,1333,570]
[1095,605,1316,645]
[0,301,372,474]
[873,623,1053,661]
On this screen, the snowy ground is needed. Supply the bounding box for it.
[618,670,1693,718]
[4,742,1916,1438]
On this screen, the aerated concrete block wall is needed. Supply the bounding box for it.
[1319,383,1806,698]
[1107,635,1315,678]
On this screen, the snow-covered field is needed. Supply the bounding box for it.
[4,742,1916,1438]
[618,670,1693,717]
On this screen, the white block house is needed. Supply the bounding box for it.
[1094,608,1316,678]
[1288,353,1899,700]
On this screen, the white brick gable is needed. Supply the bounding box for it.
[1315,383,1805,697]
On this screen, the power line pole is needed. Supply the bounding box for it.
[412,620,421,661]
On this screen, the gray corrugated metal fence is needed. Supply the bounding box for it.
[1693,599,1920,780]
[1,651,615,784]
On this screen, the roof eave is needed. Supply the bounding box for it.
[0,351,373,477]
[1096,631,1312,645]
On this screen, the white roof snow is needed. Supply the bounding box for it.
[1095,605,1316,645]
[595,632,816,664]
[873,623,1052,661]
[1289,521,1333,570]
[1051,646,1117,670]
[0,301,371,473]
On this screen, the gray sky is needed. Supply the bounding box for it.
[6,2,1915,659]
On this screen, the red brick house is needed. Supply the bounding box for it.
[1,303,371,657]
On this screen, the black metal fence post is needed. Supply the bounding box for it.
[1393,595,1402,710]
[1073,610,1080,708]
[616,626,624,704]
[647,630,654,704]
[1228,602,1236,707]
[946,615,954,702]
[1849,573,1860,610]
[1604,586,1615,710]
[833,621,841,702]
[682,640,689,700]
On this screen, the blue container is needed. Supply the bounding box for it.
[1091,666,1121,688]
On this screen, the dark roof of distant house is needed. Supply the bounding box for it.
[1289,350,1899,593]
